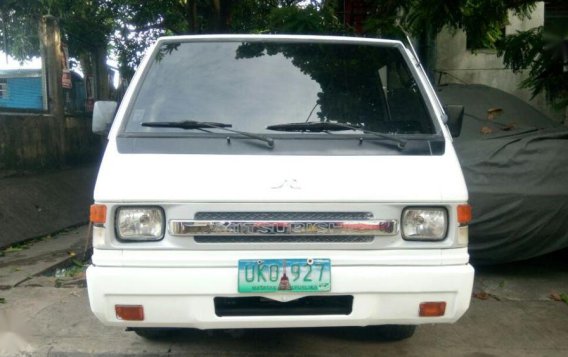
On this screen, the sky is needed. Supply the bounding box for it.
[0,53,42,70]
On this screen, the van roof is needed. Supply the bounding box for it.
[155,34,405,49]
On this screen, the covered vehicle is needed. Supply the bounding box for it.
[438,84,568,264]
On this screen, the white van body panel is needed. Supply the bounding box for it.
[94,142,467,203]
[87,264,473,329]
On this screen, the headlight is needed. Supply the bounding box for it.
[116,207,165,241]
[402,207,448,241]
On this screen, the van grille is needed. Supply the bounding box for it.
[194,212,373,221]
[194,235,374,243]
[192,212,375,243]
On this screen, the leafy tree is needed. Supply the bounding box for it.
[241,1,537,73]
[497,12,568,108]
[402,0,536,49]
[349,0,566,108]
[0,0,116,99]
[1,0,565,108]
[0,0,41,61]
[110,1,308,77]
[231,1,565,108]
[56,0,117,98]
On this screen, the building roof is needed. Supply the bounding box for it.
[0,68,42,79]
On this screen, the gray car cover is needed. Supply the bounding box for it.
[438,84,568,264]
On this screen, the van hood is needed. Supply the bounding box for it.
[94,148,467,203]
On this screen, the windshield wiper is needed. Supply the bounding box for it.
[142,120,274,148]
[266,122,407,149]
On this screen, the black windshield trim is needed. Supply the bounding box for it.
[118,132,442,141]
[116,135,445,156]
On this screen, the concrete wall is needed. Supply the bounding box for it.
[435,2,565,123]
[0,113,103,172]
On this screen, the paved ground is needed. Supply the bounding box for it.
[0,227,87,290]
[1,226,568,356]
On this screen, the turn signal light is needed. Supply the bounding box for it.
[419,302,446,317]
[90,204,107,224]
[457,204,472,225]
[115,305,144,321]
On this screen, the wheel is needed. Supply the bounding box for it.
[131,328,173,340]
[368,325,417,341]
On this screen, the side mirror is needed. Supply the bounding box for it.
[92,101,117,135]
[444,105,464,138]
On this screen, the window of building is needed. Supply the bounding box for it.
[0,79,7,98]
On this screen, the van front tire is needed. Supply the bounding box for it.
[369,325,417,341]
[131,328,173,340]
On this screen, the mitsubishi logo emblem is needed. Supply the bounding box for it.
[271,179,301,190]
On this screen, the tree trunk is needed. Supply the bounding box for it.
[1,10,9,62]
[184,0,197,32]
[418,25,437,83]
[80,49,110,101]
[39,15,66,166]
[94,47,110,100]
[39,15,65,119]
[211,0,221,32]
[79,53,93,80]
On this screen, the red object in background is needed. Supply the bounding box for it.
[86,98,94,112]
[62,70,72,89]
[343,0,369,33]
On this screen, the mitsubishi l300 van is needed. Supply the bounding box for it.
[87,34,473,340]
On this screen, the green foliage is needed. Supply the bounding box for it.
[229,0,279,33]
[110,1,333,76]
[497,28,543,72]
[55,0,116,55]
[266,5,344,35]
[0,0,115,63]
[404,0,535,49]
[497,27,568,108]
[0,15,39,61]
[0,0,42,62]
[1,0,564,107]
[110,0,232,76]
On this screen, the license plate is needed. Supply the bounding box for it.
[238,258,331,293]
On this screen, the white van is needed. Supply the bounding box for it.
[87,34,473,340]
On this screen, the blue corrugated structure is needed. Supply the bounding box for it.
[0,69,44,110]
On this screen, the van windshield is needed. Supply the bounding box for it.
[124,40,436,136]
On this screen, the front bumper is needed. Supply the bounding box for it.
[87,263,474,329]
